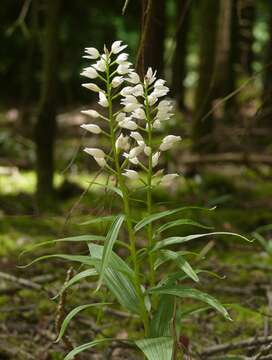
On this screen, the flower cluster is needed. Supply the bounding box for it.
[80,40,181,186]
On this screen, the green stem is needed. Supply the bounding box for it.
[144,85,155,288]
[105,59,149,335]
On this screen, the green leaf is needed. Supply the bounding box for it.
[20,235,106,257]
[91,181,123,198]
[52,268,98,299]
[19,254,99,268]
[155,250,199,282]
[152,232,252,252]
[134,206,215,233]
[156,219,212,234]
[148,285,231,320]
[97,214,125,290]
[57,302,109,342]
[64,339,112,360]
[135,337,173,360]
[150,296,174,337]
[80,215,116,226]
[89,244,141,314]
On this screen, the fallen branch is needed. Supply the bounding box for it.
[200,335,272,356]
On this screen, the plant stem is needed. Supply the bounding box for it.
[144,85,155,288]
[105,59,149,335]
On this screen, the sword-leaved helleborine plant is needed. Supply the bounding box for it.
[26,41,251,360]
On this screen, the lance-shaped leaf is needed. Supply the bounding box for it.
[152,232,251,252]
[150,295,174,337]
[89,244,141,314]
[19,254,99,268]
[97,214,125,290]
[148,285,231,320]
[80,215,116,226]
[64,339,112,360]
[57,302,109,342]
[156,218,212,234]
[134,206,215,232]
[135,337,173,360]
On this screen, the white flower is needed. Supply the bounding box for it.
[122,169,139,180]
[121,95,141,112]
[154,79,166,87]
[160,173,179,185]
[112,76,124,88]
[84,47,100,59]
[111,40,127,54]
[117,62,132,75]
[159,135,181,151]
[127,72,140,84]
[153,120,161,129]
[130,131,144,144]
[119,119,138,130]
[152,152,160,167]
[80,67,98,79]
[147,93,158,106]
[116,112,126,122]
[128,145,144,158]
[93,59,107,72]
[116,133,130,151]
[84,147,105,158]
[80,124,102,134]
[145,67,157,85]
[133,84,144,97]
[82,83,100,92]
[94,157,107,167]
[153,85,169,98]
[132,108,146,120]
[81,109,100,118]
[144,146,151,156]
[116,53,129,64]
[98,92,108,107]
[120,86,133,96]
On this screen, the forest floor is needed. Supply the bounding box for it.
[1,111,272,359]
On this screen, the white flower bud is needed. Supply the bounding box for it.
[153,120,161,129]
[116,53,129,64]
[120,86,133,96]
[81,109,100,118]
[98,92,109,107]
[112,76,124,88]
[83,148,106,158]
[133,84,144,97]
[144,146,151,156]
[93,59,107,72]
[132,108,146,120]
[129,145,144,158]
[119,119,138,130]
[130,131,144,144]
[116,133,130,151]
[80,67,99,79]
[159,135,181,151]
[152,152,160,167]
[160,173,179,185]
[111,40,127,54]
[154,79,166,87]
[147,93,158,106]
[82,83,100,92]
[127,72,140,84]
[80,124,102,134]
[145,67,157,85]
[116,112,126,122]
[122,169,139,180]
[94,157,107,167]
[84,47,100,59]
[117,62,132,75]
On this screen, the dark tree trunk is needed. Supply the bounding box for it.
[35,0,61,209]
[136,0,166,79]
[171,0,191,111]
[20,0,39,134]
[192,0,220,153]
[238,0,255,75]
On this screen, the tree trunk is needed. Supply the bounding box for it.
[238,0,255,75]
[136,0,166,79]
[171,0,191,111]
[192,0,220,153]
[35,0,61,209]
